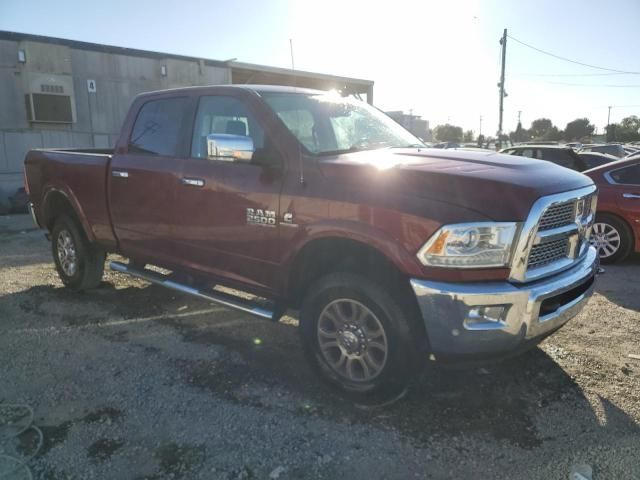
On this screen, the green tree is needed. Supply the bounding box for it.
[433,124,463,142]
[564,118,595,141]
[529,118,554,139]
[543,126,563,141]
[463,130,474,142]
[509,121,528,143]
[615,116,640,142]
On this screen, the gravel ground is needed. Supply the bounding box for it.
[0,214,639,479]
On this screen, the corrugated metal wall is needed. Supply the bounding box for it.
[0,37,229,206]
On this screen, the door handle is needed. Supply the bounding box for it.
[112,170,129,178]
[623,193,640,199]
[181,177,205,187]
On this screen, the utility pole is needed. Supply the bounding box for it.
[479,115,483,137]
[498,28,507,147]
[606,106,612,140]
[517,110,522,124]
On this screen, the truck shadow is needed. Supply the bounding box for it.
[2,281,638,453]
[595,253,640,311]
[143,289,639,451]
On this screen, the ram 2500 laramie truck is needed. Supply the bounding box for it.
[24,85,599,395]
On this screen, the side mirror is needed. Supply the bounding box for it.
[207,133,254,162]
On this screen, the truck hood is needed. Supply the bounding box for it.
[318,148,595,221]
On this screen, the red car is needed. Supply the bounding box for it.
[585,158,640,262]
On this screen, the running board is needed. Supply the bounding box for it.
[109,261,274,320]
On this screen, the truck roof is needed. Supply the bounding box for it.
[137,84,327,99]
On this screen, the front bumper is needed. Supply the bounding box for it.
[410,246,598,357]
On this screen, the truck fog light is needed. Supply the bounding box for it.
[464,305,509,330]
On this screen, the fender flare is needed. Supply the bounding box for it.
[42,186,96,242]
[278,219,424,296]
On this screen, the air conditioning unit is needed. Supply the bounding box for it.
[25,75,76,124]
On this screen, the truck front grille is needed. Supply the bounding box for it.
[528,236,571,270]
[510,185,597,283]
[537,201,575,231]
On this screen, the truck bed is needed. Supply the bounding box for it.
[24,148,117,248]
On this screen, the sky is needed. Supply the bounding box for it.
[2,0,640,137]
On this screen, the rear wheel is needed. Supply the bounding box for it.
[51,215,106,290]
[300,272,422,397]
[590,213,633,263]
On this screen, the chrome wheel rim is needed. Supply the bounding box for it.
[56,229,78,276]
[317,299,388,382]
[590,222,621,259]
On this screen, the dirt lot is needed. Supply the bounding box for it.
[1,214,639,479]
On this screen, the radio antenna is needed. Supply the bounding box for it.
[290,38,305,185]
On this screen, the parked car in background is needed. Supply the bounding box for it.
[500,145,588,171]
[566,142,583,150]
[584,158,640,262]
[578,152,618,170]
[623,145,640,156]
[581,144,626,158]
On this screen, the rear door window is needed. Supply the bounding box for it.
[129,97,189,156]
[609,164,640,185]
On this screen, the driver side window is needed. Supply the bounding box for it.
[191,96,265,159]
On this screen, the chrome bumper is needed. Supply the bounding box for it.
[410,246,598,356]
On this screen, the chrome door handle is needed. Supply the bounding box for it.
[112,170,129,178]
[623,193,640,199]
[181,177,205,187]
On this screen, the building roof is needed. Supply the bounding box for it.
[0,30,373,89]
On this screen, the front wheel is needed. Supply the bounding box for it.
[51,215,106,290]
[590,214,633,264]
[300,273,422,397]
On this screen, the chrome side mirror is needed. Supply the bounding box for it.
[206,134,254,162]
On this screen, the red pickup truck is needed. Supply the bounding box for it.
[24,85,599,396]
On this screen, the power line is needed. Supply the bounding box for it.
[540,80,640,88]
[507,34,640,74]
[513,72,633,78]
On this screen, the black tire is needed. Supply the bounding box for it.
[592,213,633,264]
[51,215,106,290]
[299,272,423,397]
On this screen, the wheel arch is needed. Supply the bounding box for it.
[596,210,634,237]
[284,234,427,348]
[42,188,95,242]
[594,210,637,257]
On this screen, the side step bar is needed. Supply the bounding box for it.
[109,261,274,320]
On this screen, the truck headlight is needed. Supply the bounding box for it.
[417,222,519,268]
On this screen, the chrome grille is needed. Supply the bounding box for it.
[510,185,597,283]
[528,236,571,270]
[538,201,575,231]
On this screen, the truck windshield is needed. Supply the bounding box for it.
[261,92,423,155]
